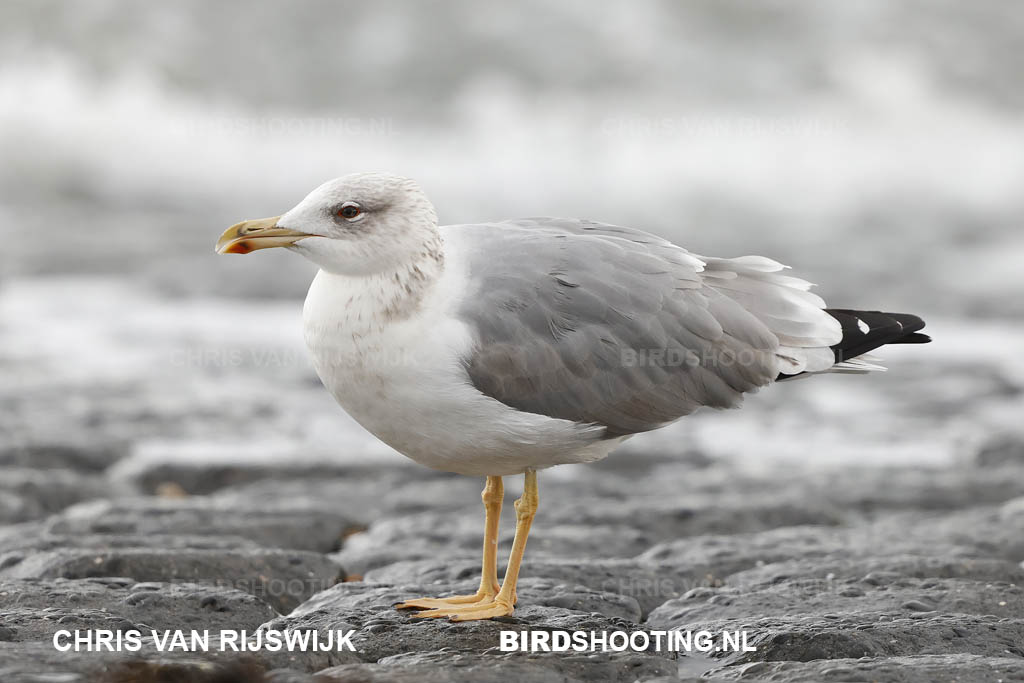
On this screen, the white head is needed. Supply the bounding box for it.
[216,172,440,276]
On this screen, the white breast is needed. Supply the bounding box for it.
[301,255,616,476]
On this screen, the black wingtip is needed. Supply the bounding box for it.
[775,309,929,381]
[825,309,930,362]
[892,332,931,344]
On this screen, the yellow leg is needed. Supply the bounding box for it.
[409,470,538,621]
[395,475,504,610]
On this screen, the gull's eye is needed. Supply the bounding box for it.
[336,202,364,220]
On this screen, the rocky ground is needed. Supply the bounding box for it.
[2,279,1024,682]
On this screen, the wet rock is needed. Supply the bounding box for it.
[332,513,487,577]
[810,464,1024,511]
[0,468,108,524]
[331,463,856,572]
[108,441,380,495]
[648,577,1024,628]
[265,670,321,683]
[96,658,274,683]
[637,517,1008,588]
[0,641,285,683]
[714,614,1024,665]
[526,580,643,622]
[333,507,659,578]
[0,529,264,568]
[539,492,847,546]
[45,497,359,553]
[979,497,1024,562]
[333,512,663,577]
[629,457,1024,516]
[364,558,699,617]
[728,554,1024,589]
[0,578,278,640]
[0,607,143,643]
[0,641,115,682]
[706,654,1024,682]
[0,548,342,613]
[318,648,677,683]
[0,441,128,472]
[384,576,645,622]
[528,523,658,561]
[640,524,862,581]
[974,433,1024,468]
[214,472,490,520]
[267,582,669,671]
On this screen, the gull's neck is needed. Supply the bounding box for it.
[305,234,445,337]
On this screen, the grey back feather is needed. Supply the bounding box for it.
[447,218,838,437]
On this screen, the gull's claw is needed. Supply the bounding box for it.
[396,593,491,610]
[410,598,515,622]
[395,585,502,611]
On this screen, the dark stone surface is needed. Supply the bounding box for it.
[0,578,278,640]
[649,576,1024,626]
[703,613,1024,665]
[0,468,108,524]
[45,497,359,553]
[266,582,673,674]
[3,310,1024,681]
[704,655,1024,682]
[317,649,678,683]
[0,547,343,613]
[974,433,1024,468]
[0,530,267,570]
[2,453,1023,681]
[107,445,369,496]
[0,441,129,473]
[0,640,326,683]
[364,558,700,618]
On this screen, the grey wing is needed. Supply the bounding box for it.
[448,218,840,437]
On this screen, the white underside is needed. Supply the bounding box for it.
[301,237,623,476]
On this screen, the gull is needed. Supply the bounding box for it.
[216,172,929,621]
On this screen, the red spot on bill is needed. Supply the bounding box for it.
[224,240,252,254]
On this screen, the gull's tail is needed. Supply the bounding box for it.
[778,309,930,379]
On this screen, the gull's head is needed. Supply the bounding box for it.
[216,172,439,275]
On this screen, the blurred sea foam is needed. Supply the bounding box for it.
[1,0,1022,312]
[1,0,1023,469]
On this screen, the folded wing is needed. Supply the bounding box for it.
[448,218,920,437]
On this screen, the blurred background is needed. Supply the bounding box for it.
[2,0,1023,479]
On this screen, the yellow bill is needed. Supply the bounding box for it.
[215,216,310,254]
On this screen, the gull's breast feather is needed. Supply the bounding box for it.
[300,233,619,476]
